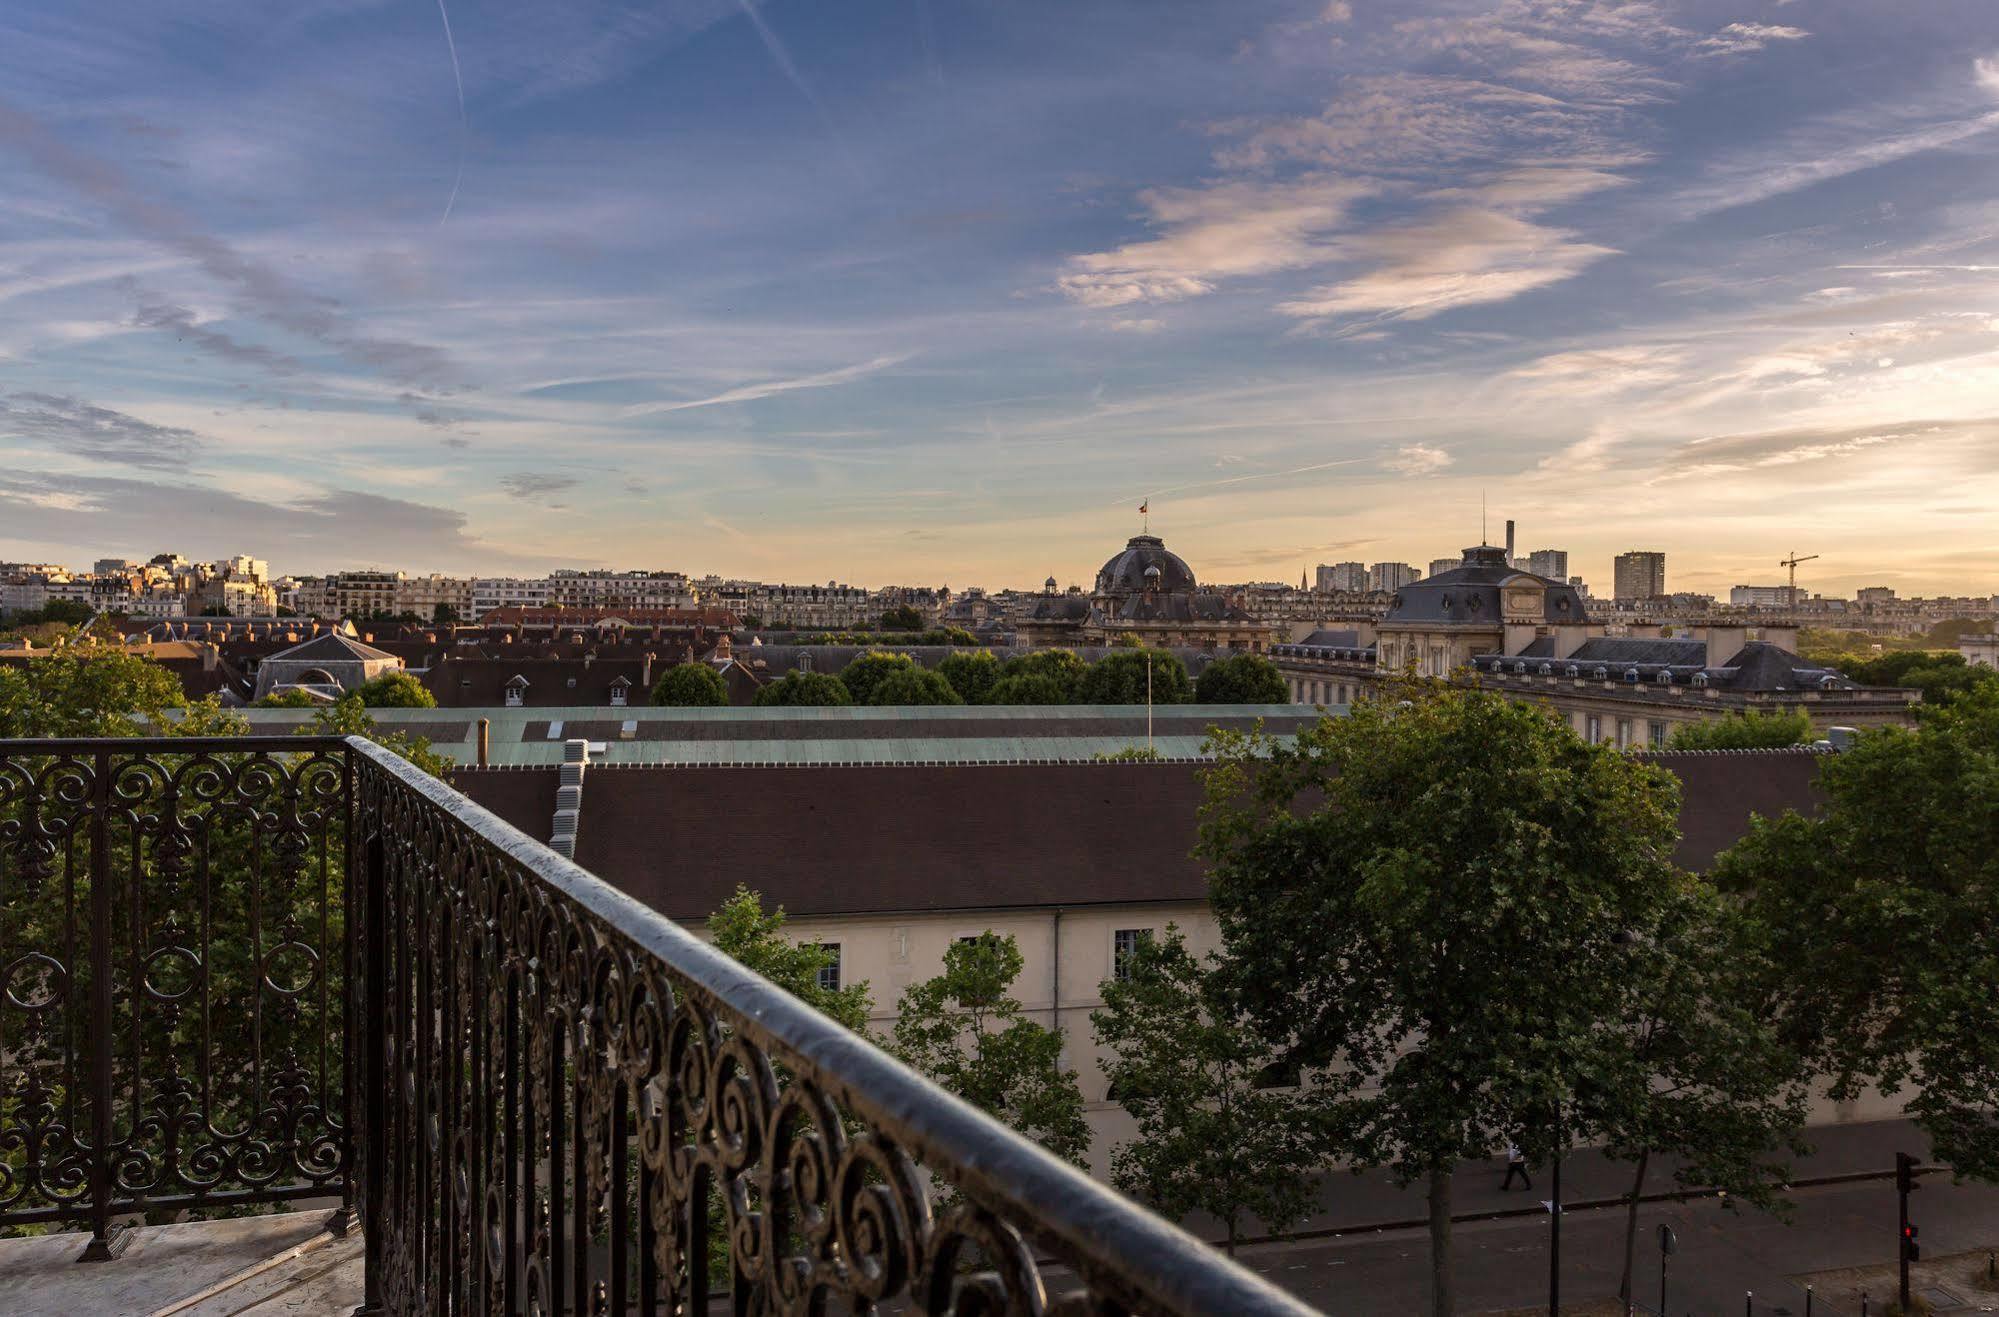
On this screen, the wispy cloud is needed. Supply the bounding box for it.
[0,391,202,468]
[1383,443,1453,476]
[1697,23,1810,57]
[621,354,910,415]
[498,471,580,502]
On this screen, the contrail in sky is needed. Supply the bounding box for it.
[735,0,856,170]
[435,0,467,224]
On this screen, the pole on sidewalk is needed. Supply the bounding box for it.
[1746,1290,1753,1316]
[1549,1147,1561,1317]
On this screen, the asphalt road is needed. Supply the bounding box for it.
[1235,1174,1999,1315]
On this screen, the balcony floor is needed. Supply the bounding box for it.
[0,1208,361,1317]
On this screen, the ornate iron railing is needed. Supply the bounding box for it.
[0,736,354,1257]
[6,735,1317,1314]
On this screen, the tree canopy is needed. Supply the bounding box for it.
[352,670,437,708]
[867,666,962,706]
[1193,652,1289,704]
[1201,685,1688,1315]
[837,650,917,705]
[706,885,870,1030]
[1714,687,1999,1179]
[936,650,1003,704]
[985,672,1074,705]
[1076,648,1192,705]
[752,671,853,707]
[998,649,1087,702]
[0,645,188,737]
[885,933,1089,1163]
[650,662,729,707]
[1093,926,1323,1254]
[1666,707,1813,750]
[877,605,926,631]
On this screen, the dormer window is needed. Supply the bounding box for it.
[1538,663,1553,675]
[1594,667,1609,681]
[1513,661,1528,674]
[1624,668,1640,684]
[1820,675,1839,690]
[1692,672,1710,688]
[1565,664,1580,678]
[1655,670,1672,685]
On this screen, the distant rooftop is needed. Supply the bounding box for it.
[210,702,1323,766]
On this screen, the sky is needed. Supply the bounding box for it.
[1,0,1997,597]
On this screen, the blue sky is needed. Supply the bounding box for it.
[2,0,1996,596]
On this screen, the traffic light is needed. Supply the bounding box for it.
[1903,1223,1921,1262]
[1897,1152,1920,1196]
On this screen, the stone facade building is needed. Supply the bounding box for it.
[1015,534,1277,652]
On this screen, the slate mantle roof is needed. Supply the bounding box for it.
[266,633,399,665]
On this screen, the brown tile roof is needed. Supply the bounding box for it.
[447,751,1826,923]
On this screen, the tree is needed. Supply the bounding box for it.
[867,667,962,706]
[1077,648,1192,705]
[1092,927,1322,1254]
[937,650,1003,704]
[313,694,452,777]
[0,645,187,737]
[1001,649,1088,700]
[256,688,320,708]
[352,670,437,708]
[651,662,729,707]
[753,671,853,706]
[1194,653,1289,705]
[986,672,1074,705]
[838,650,916,705]
[1666,708,1813,750]
[878,605,925,631]
[1589,884,1809,1307]
[431,602,459,625]
[885,933,1089,1162]
[1200,683,1687,1316]
[1714,687,1999,1180]
[707,885,870,1030]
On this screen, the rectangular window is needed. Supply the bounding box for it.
[1112,928,1154,981]
[1585,714,1602,743]
[816,944,841,993]
[1617,718,1633,749]
[610,687,627,707]
[1648,721,1666,749]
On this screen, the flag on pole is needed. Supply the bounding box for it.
[1138,501,1148,514]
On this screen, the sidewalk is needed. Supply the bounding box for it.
[1187,1117,1934,1245]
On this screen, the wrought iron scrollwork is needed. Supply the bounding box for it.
[0,737,351,1256]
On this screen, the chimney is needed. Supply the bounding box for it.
[201,642,218,672]
[715,634,732,661]
[641,651,654,686]
[1504,519,1516,563]
[477,717,490,767]
[1702,625,1750,668]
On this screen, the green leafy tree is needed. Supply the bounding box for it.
[431,602,459,625]
[1092,927,1322,1254]
[1194,653,1289,705]
[1200,683,1686,1316]
[878,605,925,631]
[313,694,452,777]
[986,672,1074,705]
[256,688,320,708]
[838,650,916,705]
[1588,885,1809,1307]
[707,885,870,1029]
[1077,648,1192,705]
[352,670,437,708]
[885,933,1089,1162]
[753,671,853,707]
[937,650,1003,704]
[0,645,187,737]
[650,661,729,707]
[1666,708,1814,750]
[1001,649,1088,700]
[1714,687,1999,1179]
[867,667,962,706]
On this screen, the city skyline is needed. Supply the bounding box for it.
[2,1,1997,594]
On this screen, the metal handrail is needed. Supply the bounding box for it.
[346,734,1317,1315]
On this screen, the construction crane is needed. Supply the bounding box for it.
[1779,551,1820,610]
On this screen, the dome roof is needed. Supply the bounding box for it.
[1095,535,1197,596]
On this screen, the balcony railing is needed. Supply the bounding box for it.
[1,735,1315,1315]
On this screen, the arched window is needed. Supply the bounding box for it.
[1692,672,1710,688]
[1624,668,1640,684]
[1655,670,1672,685]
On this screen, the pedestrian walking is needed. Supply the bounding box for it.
[1501,1141,1532,1191]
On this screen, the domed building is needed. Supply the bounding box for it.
[1017,533,1276,652]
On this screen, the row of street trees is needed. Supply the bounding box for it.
[708,678,1998,1314]
[650,646,1292,708]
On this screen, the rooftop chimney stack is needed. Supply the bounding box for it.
[1505,519,1516,564]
